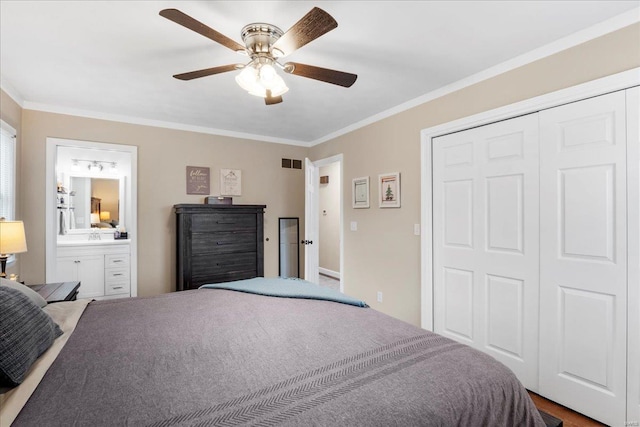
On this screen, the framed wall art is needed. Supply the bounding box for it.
[378,172,400,208]
[352,176,370,208]
[186,166,210,195]
[220,168,242,196]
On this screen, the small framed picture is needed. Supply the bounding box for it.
[220,169,242,196]
[378,172,400,208]
[186,166,210,195]
[352,176,370,209]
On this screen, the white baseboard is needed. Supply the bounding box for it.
[318,267,340,280]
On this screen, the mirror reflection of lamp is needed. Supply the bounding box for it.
[99,211,111,222]
[91,213,100,226]
[0,217,28,278]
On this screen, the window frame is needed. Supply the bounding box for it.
[0,119,18,265]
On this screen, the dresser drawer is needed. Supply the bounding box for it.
[192,231,257,255]
[105,267,130,284]
[192,213,256,232]
[192,252,257,282]
[105,280,130,295]
[105,254,130,268]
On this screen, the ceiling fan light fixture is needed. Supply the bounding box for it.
[236,62,288,98]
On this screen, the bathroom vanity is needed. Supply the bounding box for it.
[56,239,131,299]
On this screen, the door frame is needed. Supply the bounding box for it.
[420,67,640,331]
[305,154,344,292]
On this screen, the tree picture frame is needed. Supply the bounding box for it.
[378,172,400,208]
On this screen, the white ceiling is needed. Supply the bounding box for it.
[1,1,638,146]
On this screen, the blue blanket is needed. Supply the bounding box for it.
[200,277,369,308]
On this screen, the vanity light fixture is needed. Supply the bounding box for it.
[72,159,117,173]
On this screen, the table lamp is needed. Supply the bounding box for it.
[100,211,111,222]
[0,218,28,278]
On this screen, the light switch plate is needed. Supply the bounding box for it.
[350,221,357,231]
[414,224,420,236]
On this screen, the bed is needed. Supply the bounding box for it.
[1,277,545,426]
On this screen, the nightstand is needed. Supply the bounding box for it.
[28,281,80,303]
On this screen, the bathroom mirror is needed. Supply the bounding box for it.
[54,145,130,235]
[67,177,122,230]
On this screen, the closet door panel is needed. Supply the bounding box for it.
[626,85,640,425]
[433,113,539,389]
[539,91,627,427]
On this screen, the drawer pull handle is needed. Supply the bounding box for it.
[113,273,124,277]
[216,242,230,245]
[113,286,124,290]
[216,221,235,224]
[113,260,123,263]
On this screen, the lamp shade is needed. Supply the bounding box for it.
[91,213,100,224]
[100,211,111,221]
[0,220,27,255]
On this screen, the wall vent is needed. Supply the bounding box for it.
[282,159,302,169]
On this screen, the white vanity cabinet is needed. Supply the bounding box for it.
[56,242,131,299]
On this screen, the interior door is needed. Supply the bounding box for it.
[432,113,540,390]
[304,158,319,284]
[627,86,640,426]
[538,91,627,426]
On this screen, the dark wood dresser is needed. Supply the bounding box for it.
[174,204,266,291]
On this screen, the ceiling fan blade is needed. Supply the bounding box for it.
[160,9,246,53]
[284,62,357,88]
[272,7,337,57]
[265,90,283,105]
[173,64,240,80]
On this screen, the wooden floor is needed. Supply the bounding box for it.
[528,392,606,427]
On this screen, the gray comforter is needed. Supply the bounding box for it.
[15,289,544,426]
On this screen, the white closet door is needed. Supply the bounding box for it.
[433,114,540,389]
[627,86,640,427]
[539,91,627,426]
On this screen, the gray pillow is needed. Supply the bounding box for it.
[0,286,63,387]
[0,278,47,308]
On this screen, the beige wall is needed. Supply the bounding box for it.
[1,89,23,278]
[310,23,640,326]
[319,162,340,274]
[18,110,307,296]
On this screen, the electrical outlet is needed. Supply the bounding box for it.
[414,224,420,236]
[377,291,383,303]
[350,221,358,231]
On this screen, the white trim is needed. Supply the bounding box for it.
[0,120,17,266]
[45,137,138,297]
[23,101,307,147]
[420,67,640,331]
[319,267,340,280]
[311,8,640,147]
[310,154,344,293]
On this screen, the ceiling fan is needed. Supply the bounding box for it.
[159,7,358,105]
